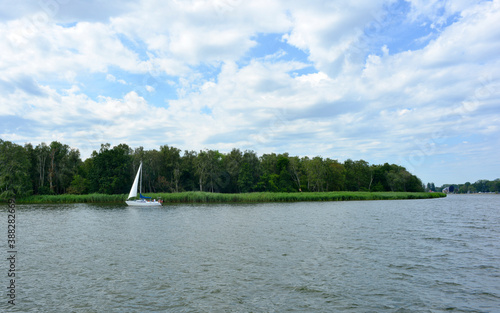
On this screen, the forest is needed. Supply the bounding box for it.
[0,139,427,199]
[430,180,500,194]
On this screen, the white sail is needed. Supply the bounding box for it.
[127,162,142,200]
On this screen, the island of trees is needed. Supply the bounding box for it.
[0,139,430,200]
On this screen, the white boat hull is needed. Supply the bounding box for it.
[126,200,162,206]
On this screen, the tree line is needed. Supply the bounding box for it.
[0,139,425,199]
[427,180,500,194]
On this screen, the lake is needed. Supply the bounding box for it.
[1,194,499,312]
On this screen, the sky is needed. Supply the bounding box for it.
[0,0,499,186]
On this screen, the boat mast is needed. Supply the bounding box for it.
[140,161,142,196]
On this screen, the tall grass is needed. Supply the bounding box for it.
[15,191,445,204]
[17,193,127,204]
[154,191,446,203]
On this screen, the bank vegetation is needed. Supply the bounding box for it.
[2,139,427,200]
[16,191,445,204]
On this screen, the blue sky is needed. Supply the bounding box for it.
[0,0,499,186]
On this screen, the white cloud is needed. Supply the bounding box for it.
[406,0,481,26]
[0,0,499,185]
[110,0,291,68]
[107,74,128,85]
[283,0,385,77]
[106,74,116,82]
[0,20,149,92]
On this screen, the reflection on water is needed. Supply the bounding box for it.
[1,195,499,312]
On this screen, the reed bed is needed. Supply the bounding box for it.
[16,193,127,204]
[149,191,445,203]
[14,191,445,204]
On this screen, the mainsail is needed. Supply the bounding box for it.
[125,161,161,206]
[127,162,142,200]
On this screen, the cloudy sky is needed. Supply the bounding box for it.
[1,0,499,185]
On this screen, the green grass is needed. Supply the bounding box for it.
[153,191,446,203]
[13,191,445,204]
[15,193,127,204]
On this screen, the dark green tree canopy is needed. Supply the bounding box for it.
[0,138,450,199]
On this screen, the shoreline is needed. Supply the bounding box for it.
[9,191,446,204]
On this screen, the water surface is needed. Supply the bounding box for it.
[1,194,499,312]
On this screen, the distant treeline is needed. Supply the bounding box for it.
[427,180,500,194]
[0,139,425,199]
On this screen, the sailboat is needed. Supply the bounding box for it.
[125,162,162,206]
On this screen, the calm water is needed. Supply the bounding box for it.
[1,194,499,312]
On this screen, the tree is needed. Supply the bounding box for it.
[325,159,345,191]
[195,150,210,191]
[383,164,423,192]
[67,174,88,194]
[426,182,436,192]
[243,150,261,189]
[38,141,82,194]
[24,144,35,193]
[180,150,197,191]
[223,148,243,193]
[344,159,371,191]
[206,150,223,193]
[35,142,50,194]
[371,163,391,192]
[238,150,260,192]
[276,154,294,192]
[256,153,295,192]
[493,179,500,192]
[238,163,254,193]
[160,145,182,192]
[142,149,161,193]
[304,156,328,192]
[0,140,32,198]
[48,141,63,193]
[288,156,303,191]
[88,143,132,194]
[406,174,424,192]
[2,138,434,196]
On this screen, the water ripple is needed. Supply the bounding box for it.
[1,195,499,312]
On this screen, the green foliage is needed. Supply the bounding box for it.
[375,163,424,192]
[179,150,197,192]
[159,145,182,192]
[344,159,371,191]
[223,148,243,193]
[67,174,89,194]
[278,168,294,192]
[18,193,126,204]
[14,191,445,204]
[443,179,500,194]
[0,140,32,199]
[2,138,430,199]
[237,163,254,193]
[45,141,81,194]
[22,141,81,195]
[142,191,446,203]
[88,143,132,194]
